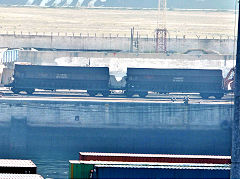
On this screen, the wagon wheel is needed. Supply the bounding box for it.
[88,90,98,97]
[11,88,21,94]
[26,89,35,95]
[139,92,148,98]
[200,93,210,99]
[214,93,224,100]
[102,91,110,97]
[126,91,134,98]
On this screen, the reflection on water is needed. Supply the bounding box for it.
[25,149,72,179]
[0,148,71,178]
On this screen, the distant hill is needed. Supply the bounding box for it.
[0,0,235,10]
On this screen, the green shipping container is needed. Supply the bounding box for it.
[69,161,94,179]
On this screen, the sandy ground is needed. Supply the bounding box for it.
[0,6,236,38]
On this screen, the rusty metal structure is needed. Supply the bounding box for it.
[155,0,167,53]
[224,67,235,91]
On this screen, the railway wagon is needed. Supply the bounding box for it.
[10,64,110,96]
[126,68,225,99]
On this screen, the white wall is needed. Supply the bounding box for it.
[0,34,235,54]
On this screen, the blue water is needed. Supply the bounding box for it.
[0,126,231,178]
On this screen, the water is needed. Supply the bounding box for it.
[11,149,72,179]
[0,125,231,178]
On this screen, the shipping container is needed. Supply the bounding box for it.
[0,174,44,179]
[69,160,95,179]
[69,160,230,179]
[92,164,230,179]
[79,152,231,164]
[126,68,224,99]
[10,65,110,96]
[0,159,37,174]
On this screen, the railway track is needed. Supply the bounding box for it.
[0,88,234,104]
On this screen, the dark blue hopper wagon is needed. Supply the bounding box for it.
[10,65,110,97]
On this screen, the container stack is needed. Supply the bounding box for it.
[69,153,231,179]
[0,159,43,178]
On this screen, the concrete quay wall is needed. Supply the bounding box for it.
[0,99,233,130]
[0,34,234,54]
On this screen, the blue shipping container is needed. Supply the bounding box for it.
[93,165,230,179]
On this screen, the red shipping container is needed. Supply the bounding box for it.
[79,152,231,164]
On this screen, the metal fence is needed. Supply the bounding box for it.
[0,31,235,40]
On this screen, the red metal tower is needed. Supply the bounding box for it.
[155,0,167,53]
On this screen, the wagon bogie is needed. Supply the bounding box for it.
[214,93,225,100]
[101,90,110,97]
[25,88,35,95]
[11,87,21,94]
[87,90,98,97]
[138,91,148,98]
